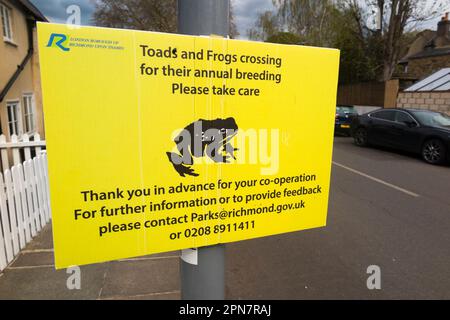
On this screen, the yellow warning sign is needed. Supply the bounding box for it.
[38,23,340,269]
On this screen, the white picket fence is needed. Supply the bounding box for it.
[0,153,51,271]
[0,133,46,172]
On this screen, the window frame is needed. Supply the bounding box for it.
[368,110,397,122]
[22,93,36,134]
[0,2,13,42]
[369,109,421,127]
[6,100,23,137]
[394,110,420,126]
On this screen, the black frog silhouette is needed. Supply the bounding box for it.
[166,118,239,177]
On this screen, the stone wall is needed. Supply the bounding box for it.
[407,55,450,80]
[397,91,450,115]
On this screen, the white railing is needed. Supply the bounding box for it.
[0,133,46,172]
[0,153,51,271]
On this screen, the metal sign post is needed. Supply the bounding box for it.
[177,0,229,300]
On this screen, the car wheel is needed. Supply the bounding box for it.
[354,128,368,147]
[422,139,447,165]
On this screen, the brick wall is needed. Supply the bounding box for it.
[397,91,450,115]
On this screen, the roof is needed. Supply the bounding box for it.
[407,46,450,60]
[14,0,48,22]
[400,16,450,63]
[399,30,437,63]
[405,68,450,92]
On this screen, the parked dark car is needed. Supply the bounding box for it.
[351,108,450,165]
[335,105,358,136]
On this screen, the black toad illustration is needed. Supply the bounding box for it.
[166,118,239,177]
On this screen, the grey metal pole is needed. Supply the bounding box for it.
[180,245,226,300]
[178,0,230,37]
[177,0,229,300]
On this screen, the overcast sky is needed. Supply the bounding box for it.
[30,0,448,39]
[30,0,275,38]
[30,0,94,25]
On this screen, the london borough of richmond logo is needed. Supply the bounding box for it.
[47,33,70,52]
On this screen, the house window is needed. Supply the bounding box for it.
[0,2,13,42]
[23,94,36,133]
[6,101,21,136]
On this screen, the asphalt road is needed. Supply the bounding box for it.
[226,137,450,299]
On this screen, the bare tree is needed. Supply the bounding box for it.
[229,1,239,38]
[92,0,239,37]
[273,0,337,46]
[91,0,177,32]
[247,10,280,40]
[341,0,444,81]
[267,0,445,81]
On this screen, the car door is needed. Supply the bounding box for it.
[389,111,422,152]
[367,110,397,146]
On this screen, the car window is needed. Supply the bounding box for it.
[411,111,450,128]
[370,110,395,121]
[395,111,415,124]
[337,106,355,113]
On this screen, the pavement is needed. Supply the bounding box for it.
[0,224,181,300]
[1,137,450,299]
